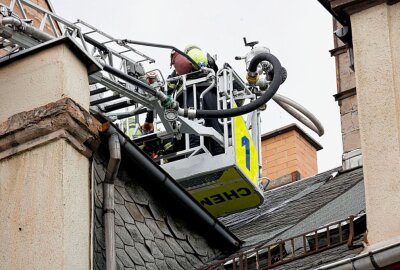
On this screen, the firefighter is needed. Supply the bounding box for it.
[143,45,223,155]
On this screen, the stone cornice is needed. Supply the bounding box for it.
[0,98,102,160]
[330,0,399,16]
[318,0,399,27]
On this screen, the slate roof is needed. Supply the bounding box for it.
[93,120,366,269]
[220,167,364,245]
[214,166,366,269]
[93,152,224,270]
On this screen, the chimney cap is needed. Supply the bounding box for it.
[261,123,323,151]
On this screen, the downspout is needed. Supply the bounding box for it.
[103,133,121,270]
[317,238,400,269]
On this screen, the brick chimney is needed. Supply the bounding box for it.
[261,124,322,189]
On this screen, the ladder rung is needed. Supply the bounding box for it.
[115,107,147,120]
[83,34,109,53]
[90,95,121,106]
[102,100,135,112]
[83,30,96,35]
[90,87,108,96]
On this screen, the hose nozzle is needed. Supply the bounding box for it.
[246,73,259,85]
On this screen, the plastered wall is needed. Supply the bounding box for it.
[0,44,89,122]
[0,140,90,269]
[351,2,400,245]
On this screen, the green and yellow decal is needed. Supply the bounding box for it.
[233,112,259,186]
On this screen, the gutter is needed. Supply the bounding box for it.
[102,124,241,251]
[317,238,400,269]
[316,0,349,26]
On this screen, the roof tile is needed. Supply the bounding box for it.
[148,200,166,221]
[125,182,150,205]
[115,232,124,249]
[136,221,155,241]
[134,242,155,263]
[176,255,195,270]
[126,223,144,244]
[125,202,145,222]
[155,259,170,270]
[125,245,145,265]
[166,216,186,240]
[116,248,135,268]
[165,257,185,270]
[144,262,158,270]
[187,234,210,257]
[137,204,153,219]
[145,240,164,260]
[165,236,186,256]
[115,185,134,203]
[115,225,135,246]
[154,238,175,258]
[115,211,124,226]
[155,220,173,237]
[115,203,135,224]
[145,218,165,239]
[185,253,203,267]
[114,188,124,205]
[176,239,195,254]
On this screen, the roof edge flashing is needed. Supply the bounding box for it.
[261,123,323,151]
[0,36,102,74]
[317,237,400,269]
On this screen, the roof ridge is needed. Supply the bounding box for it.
[264,167,341,193]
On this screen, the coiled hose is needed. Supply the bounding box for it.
[195,52,282,118]
[102,52,282,119]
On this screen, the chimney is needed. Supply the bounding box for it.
[261,124,322,189]
[0,38,100,269]
[330,19,363,170]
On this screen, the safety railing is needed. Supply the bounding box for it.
[201,216,357,270]
[133,70,231,162]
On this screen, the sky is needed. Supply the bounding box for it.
[51,0,342,172]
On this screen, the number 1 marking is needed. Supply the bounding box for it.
[241,136,250,170]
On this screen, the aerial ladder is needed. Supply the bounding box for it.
[0,0,324,217]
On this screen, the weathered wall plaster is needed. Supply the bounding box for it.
[351,2,400,244]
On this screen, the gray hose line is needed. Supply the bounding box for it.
[0,16,53,41]
[272,94,325,136]
[199,68,216,109]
